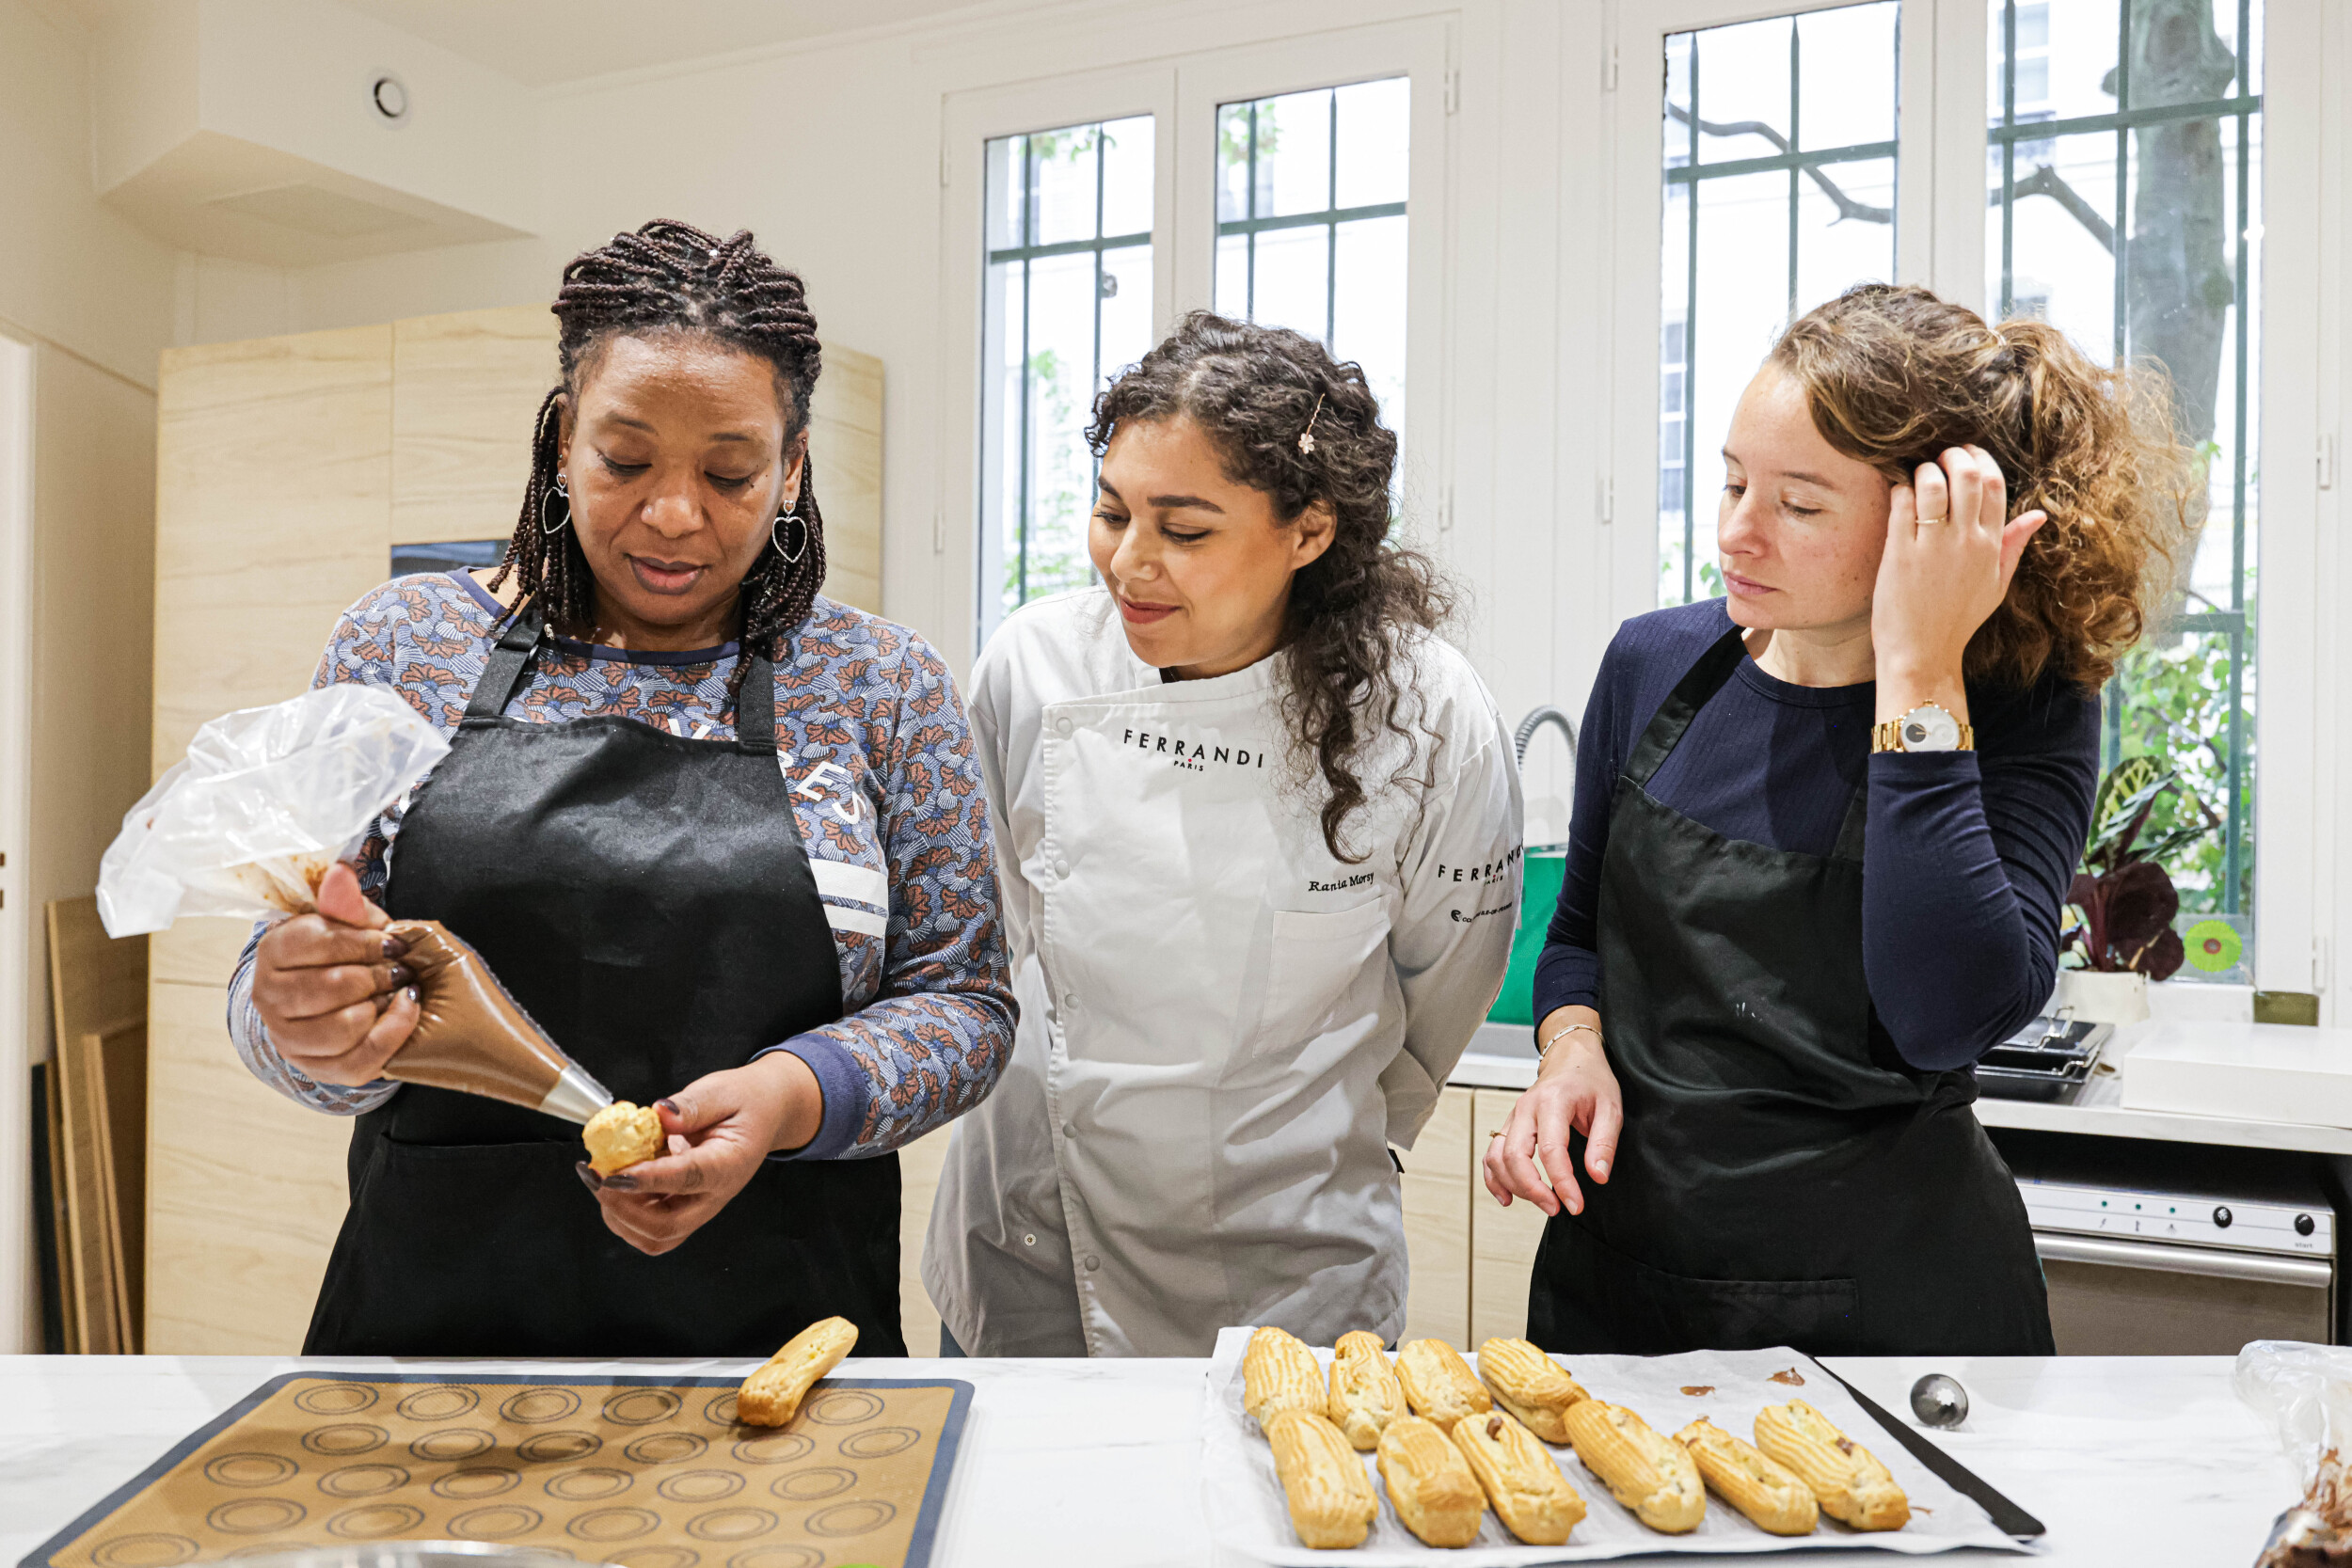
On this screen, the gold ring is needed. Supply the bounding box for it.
[1488,1130,1505,1139]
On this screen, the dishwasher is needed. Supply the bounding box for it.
[1990,1128,2338,1354]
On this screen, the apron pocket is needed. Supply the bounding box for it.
[1534,1216,1865,1356]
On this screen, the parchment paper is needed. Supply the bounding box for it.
[1200,1329,2029,1563]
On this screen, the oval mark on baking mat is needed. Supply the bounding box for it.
[769,1466,854,1503]
[207,1497,307,1534]
[318,1463,409,1497]
[89,1534,199,1568]
[326,1503,426,1539]
[565,1506,660,1544]
[659,1468,745,1502]
[545,1465,633,1501]
[802,1389,882,1426]
[806,1499,896,1538]
[293,1383,377,1416]
[684,1507,779,1542]
[726,1550,821,1568]
[204,1452,296,1488]
[449,1504,543,1540]
[701,1391,739,1426]
[601,1388,682,1425]
[838,1425,920,1459]
[623,1430,708,1465]
[432,1465,520,1498]
[396,1385,479,1421]
[517,1428,602,1464]
[730,1433,812,1465]
[501,1387,581,1424]
[301,1424,388,1457]
[611,1550,698,1568]
[409,1427,496,1462]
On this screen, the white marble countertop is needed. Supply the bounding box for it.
[1452,1022,2352,1156]
[0,1352,2292,1565]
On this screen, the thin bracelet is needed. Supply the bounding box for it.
[1537,1021,1602,1059]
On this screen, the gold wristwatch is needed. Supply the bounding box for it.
[1873,702,1973,753]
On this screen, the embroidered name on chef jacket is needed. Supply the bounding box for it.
[1120,727,1269,775]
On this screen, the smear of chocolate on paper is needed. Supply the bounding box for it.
[1680,1386,1714,1396]
[1768,1368,1806,1386]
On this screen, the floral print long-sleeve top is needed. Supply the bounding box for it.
[225,571,1015,1159]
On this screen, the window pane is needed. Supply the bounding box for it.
[1216,78,1410,454]
[1989,0,2264,968]
[980,118,1156,643]
[1658,3,1899,607]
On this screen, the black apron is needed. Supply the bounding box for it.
[306,608,906,1358]
[1527,627,2052,1358]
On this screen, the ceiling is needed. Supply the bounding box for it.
[337,0,989,87]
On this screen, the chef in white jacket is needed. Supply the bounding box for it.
[926,312,1521,1355]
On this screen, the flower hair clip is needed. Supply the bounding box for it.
[1297,392,1327,456]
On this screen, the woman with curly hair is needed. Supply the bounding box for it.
[926,312,1521,1355]
[1488,283,2192,1357]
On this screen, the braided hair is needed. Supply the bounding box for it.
[490,219,827,705]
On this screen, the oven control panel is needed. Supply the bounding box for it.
[2018,1177,2335,1258]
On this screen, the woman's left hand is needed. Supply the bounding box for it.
[581,1051,824,1256]
[1870,446,2047,717]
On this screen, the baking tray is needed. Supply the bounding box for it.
[24,1371,972,1568]
[1200,1330,2034,1562]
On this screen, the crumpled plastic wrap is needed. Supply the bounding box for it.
[2236,1341,2352,1566]
[97,685,449,938]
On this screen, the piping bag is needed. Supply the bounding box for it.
[98,685,615,1125]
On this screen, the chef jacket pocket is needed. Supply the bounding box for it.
[1252,900,1391,1055]
[1540,1216,1865,1356]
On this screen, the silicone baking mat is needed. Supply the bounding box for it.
[24,1372,973,1568]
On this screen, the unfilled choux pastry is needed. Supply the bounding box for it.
[1676,1417,1819,1536]
[582,1100,663,1177]
[737,1315,858,1427]
[1561,1400,1707,1533]
[1376,1415,1486,1547]
[1450,1407,1587,1545]
[1244,1324,1327,1432]
[1396,1338,1492,1429]
[1476,1337,1588,1445]
[1753,1400,1910,1531]
[1327,1331,1405,1450]
[1263,1408,1379,1549]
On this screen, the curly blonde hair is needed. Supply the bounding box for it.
[1771,283,2196,690]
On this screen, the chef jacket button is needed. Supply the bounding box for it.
[1023,1232,1037,1246]
[1084,1255,1100,1272]
[1054,717,1074,737]
[1062,992,1077,1010]
[1062,1121,1076,1138]
[1055,859,1071,878]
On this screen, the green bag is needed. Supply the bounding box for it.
[1487,844,1567,1026]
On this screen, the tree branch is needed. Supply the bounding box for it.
[1665,102,1891,224]
[1992,164,2117,254]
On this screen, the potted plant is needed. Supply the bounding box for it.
[2058,758,2220,1022]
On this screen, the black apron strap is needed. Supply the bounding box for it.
[1831,778,1869,863]
[1622,624,1749,788]
[737,651,775,755]
[466,606,544,723]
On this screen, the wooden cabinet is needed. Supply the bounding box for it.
[147,309,882,1354]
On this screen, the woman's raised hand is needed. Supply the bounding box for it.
[250,861,419,1085]
[1870,446,2048,709]
[582,1051,825,1256]
[1482,1008,1623,1218]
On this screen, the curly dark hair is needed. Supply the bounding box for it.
[1772,283,2195,690]
[489,218,827,707]
[1087,311,1454,862]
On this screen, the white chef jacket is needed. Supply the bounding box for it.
[923,588,1522,1356]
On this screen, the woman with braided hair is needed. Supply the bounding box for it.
[228,220,1015,1356]
[925,312,1522,1356]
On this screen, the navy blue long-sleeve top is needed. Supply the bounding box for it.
[1532,600,2099,1072]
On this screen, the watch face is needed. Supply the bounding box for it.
[1900,705,1961,752]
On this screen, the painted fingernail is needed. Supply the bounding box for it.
[382,933,406,958]
[657,1099,680,1116]
[601,1174,640,1193]
[388,964,412,988]
[403,985,420,1006]
[574,1162,603,1192]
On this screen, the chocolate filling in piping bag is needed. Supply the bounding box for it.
[381,920,614,1125]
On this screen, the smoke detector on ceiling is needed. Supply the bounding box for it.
[371,72,410,124]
